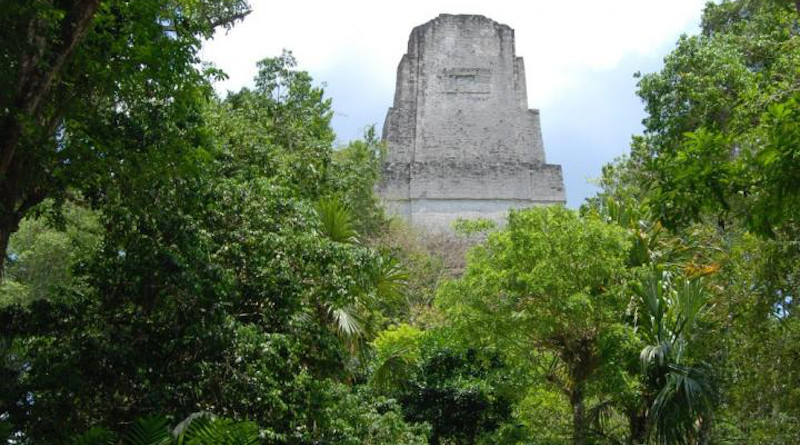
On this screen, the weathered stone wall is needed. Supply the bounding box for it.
[379,14,565,231]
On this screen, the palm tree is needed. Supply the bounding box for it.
[636,269,717,444]
[315,196,358,244]
[313,196,409,351]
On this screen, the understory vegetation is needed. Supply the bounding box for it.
[1,0,799,444]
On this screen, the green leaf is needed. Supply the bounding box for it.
[122,415,171,445]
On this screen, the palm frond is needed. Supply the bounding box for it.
[290,309,313,326]
[182,415,259,445]
[316,196,358,243]
[374,255,409,302]
[649,363,716,444]
[673,278,707,339]
[370,351,414,392]
[70,427,116,445]
[329,305,363,337]
[173,412,214,441]
[122,415,171,445]
[587,399,616,435]
[640,340,672,372]
[636,268,666,342]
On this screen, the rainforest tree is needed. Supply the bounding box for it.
[0,0,250,274]
[633,0,800,236]
[438,206,632,445]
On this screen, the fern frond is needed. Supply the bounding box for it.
[70,426,116,445]
[122,415,171,445]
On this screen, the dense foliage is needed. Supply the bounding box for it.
[2,0,799,444]
[0,0,251,273]
[632,0,800,235]
[0,43,426,443]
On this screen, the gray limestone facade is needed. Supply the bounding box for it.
[378,14,566,231]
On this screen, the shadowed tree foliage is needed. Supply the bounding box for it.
[370,324,521,445]
[0,53,427,444]
[0,0,251,275]
[3,1,800,444]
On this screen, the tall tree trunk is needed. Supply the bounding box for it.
[0,219,16,279]
[0,0,101,275]
[571,384,587,445]
[698,414,712,445]
[0,0,101,178]
[627,410,647,445]
[0,186,44,281]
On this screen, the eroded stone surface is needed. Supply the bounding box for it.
[379,14,566,231]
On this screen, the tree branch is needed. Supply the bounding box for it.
[0,0,101,178]
[208,9,252,30]
[17,188,46,216]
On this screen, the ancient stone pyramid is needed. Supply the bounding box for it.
[378,14,565,231]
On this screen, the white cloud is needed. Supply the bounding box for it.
[201,0,707,106]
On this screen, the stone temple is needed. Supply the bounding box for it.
[378,14,566,231]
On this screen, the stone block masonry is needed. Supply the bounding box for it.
[378,14,566,231]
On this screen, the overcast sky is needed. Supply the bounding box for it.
[201,0,709,207]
